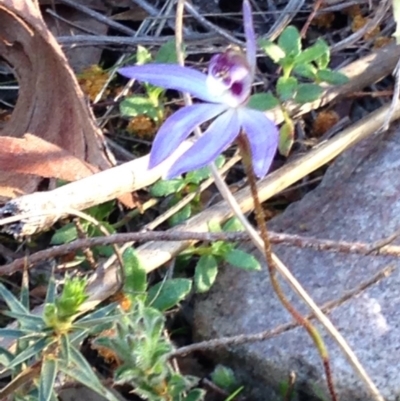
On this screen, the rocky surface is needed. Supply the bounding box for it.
[194,125,400,401]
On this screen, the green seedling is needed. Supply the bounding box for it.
[150,155,225,227]
[249,26,348,156]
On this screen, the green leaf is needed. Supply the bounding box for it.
[211,365,238,392]
[278,26,301,56]
[120,95,161,121]
[7,338,50,370]
[147,278,192,311]
[247,92,279,111]
[123,248,147,295]
[39,358,57,401]
[294,39,329,65]
[45,274,56,305]
[279,120,295,157]
[0,345,14,367]
[0,328,32,339]
[316,50,330,70]
[258,38,286,62]
[60,333,71,366]
[208,220,222,232]
[59,346,120,401]
[195,255,218,293]
[183,389,206,401]
[86,201,115,221]
[293,63,317,79]
[294,83,323,104]
[316,69,349,85]
[222,217,244,232]
[136,45,152,65]
[168,204,192,226]
[0,283,28,314]
[224,249,261,270]
[150,178,185,197]
[277,76,298,102]
[185,155,225,184]
[155,39,183,64]
[50,223,78,245]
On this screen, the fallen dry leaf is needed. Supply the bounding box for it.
[0,0,133,204]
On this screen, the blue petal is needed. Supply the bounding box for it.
[238,108,278,177]
[166,109,240,178]
[119,64,221,103]
[243,0,257,74]
[149,103,228,168]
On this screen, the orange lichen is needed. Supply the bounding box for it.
[373,36,394,49]
[312,12,335,29]
[78,65,110,102]
[312,110,340,137]
[126,115,158,139]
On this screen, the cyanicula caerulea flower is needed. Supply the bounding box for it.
[119,0,278,179]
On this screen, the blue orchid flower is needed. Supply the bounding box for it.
[119,0,278,179]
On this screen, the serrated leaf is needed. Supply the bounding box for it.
[294,39,329,65]
[247,92,279,111]
[122,248,147,295]
[120,95,160,121]
[168,204,192,226]
[39,358,57,401]
[316,69,349,85]
[195,255,218,293]
[222,217,244,232]
[293,63,317,79]
[155,40,183,64]
[150,178,185,197]
[147,278,192,311]
[277,77,298,102]
[50,223,78,245]
[258,38,286,62]
[294,83,323,104]
[278,26,301,56]
[225,249,261,270]
[279,120,295,157]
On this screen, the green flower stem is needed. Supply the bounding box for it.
[237,133,337,401]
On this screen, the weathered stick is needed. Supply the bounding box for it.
[85,100,400,308]
[1,44,399,236]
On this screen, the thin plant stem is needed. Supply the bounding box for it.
[174,2,384,401]
[237,134,337,401]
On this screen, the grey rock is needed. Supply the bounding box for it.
[194,128,400,401]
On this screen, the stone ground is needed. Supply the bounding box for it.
[194,123,400,401]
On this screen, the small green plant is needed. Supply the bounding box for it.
[249,26,348,155]
[150,155,225,226]
[95,298,205,401]
[120,40,181,123]
[50,201,116,260]
[0,275,118,401]
[180,218,261,293]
